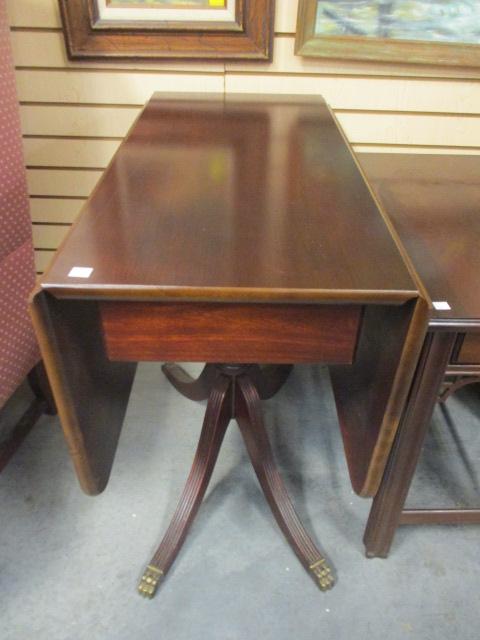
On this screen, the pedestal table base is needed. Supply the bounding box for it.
[138,363,334,598]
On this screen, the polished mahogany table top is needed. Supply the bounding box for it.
[32,95,428,500]
[361,154,480,323]
[42,94,416,302]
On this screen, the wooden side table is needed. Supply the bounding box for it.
[361,154,480,557]
[30,95,428,596]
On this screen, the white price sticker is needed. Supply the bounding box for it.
[433,301,451,311]
[68,267,93,278]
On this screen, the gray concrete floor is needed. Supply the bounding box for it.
[1,364,479,640]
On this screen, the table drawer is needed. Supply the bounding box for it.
[100,302,362,364]
[454,333,480,365]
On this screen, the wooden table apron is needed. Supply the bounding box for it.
[30,290,427,498]
[29,95,428,502]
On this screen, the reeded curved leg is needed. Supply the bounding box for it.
[162,363,219,401]
[235,374,335,591]
[138,376,232,598]
[248,365,293,400]
[438,375,480,403]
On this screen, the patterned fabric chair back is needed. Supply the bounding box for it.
[0,0,40,408]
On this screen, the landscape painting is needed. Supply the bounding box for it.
[314,1,480,45]
[295,0,480,67]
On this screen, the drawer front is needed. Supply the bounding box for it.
[455,333,480,365]
[100,302,362,364]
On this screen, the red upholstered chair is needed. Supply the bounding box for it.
[0,1,54,469]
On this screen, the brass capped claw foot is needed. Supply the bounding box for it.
[138,565,164,598]
[309,558,335,591]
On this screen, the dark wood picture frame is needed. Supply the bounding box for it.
[295,0,480,68]
[59,0,274,61]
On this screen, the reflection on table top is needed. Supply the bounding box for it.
[40,93,415,304]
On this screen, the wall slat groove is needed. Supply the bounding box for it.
[24,135,125,141]
[16,66,225,76]
[27,169,103,197]
[30,198,84,224]
[16,70,225,105]
[10,27,62,33]
[32,224,69,248]
[34,250,56,273]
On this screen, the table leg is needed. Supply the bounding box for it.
[248,365,294,399]
[235,374,334,590]
[439,374,480,403]
[161,363,293,402]
[138,376,231,598]
[363,331,456,558]
[161,362,219,401]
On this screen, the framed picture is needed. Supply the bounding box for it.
[59,0,274,60]
[295,0,480,67]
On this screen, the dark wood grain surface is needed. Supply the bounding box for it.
[40,94,416,304]
[361,154,480,322]
[30,290,136,495]
[456,333,480,364]
[100,301,362,364]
